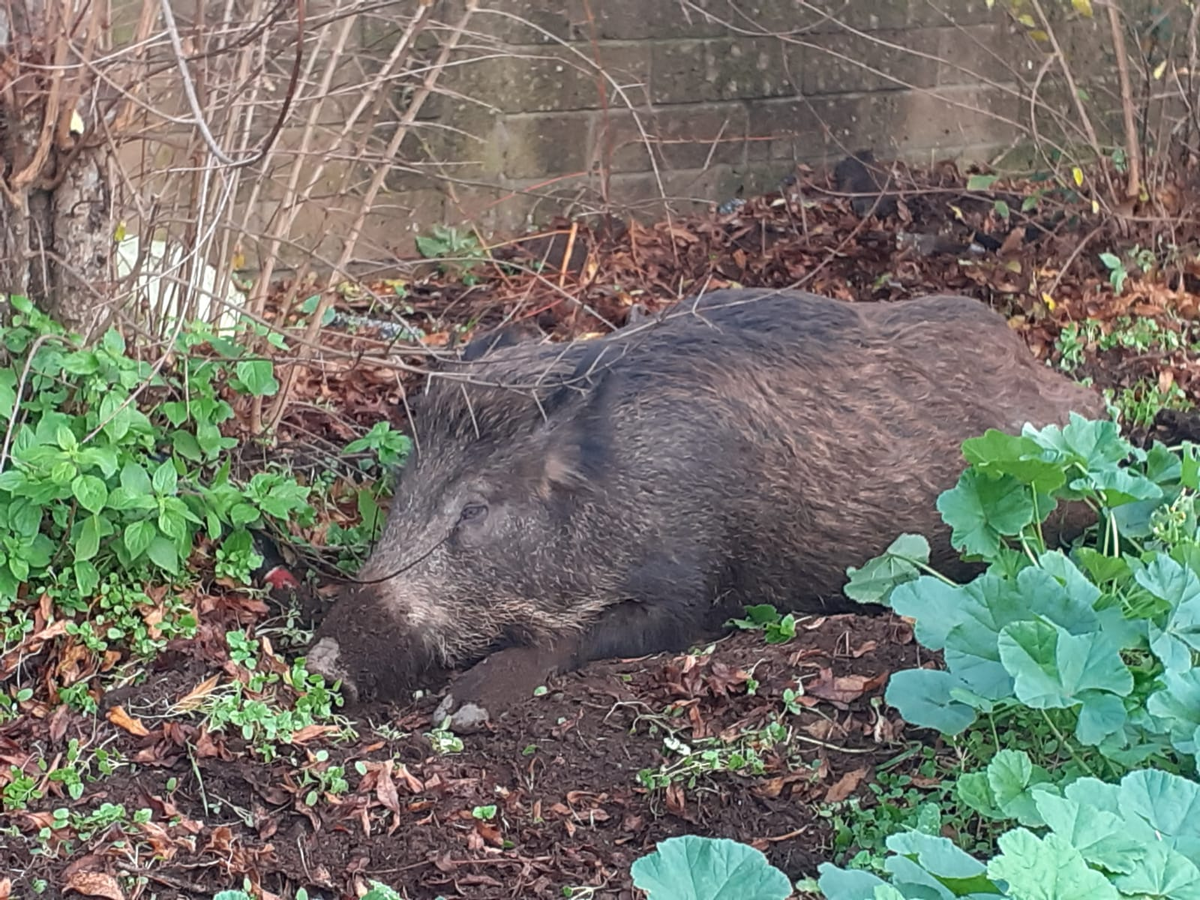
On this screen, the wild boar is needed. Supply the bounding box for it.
[305,287,1107,730]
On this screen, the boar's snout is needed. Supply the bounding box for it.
[303,580,447,706]
[304,636,359,702]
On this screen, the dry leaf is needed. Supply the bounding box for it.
[807,670,888,705]
[824,767,869,803]
[107,706,149,737]
[172,674,221,711]
[849,640,878,658]
[395,764,424,793]
[65,872,125,900]
[375,764,401,816]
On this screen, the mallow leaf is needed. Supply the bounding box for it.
[1146,669,1200,759]
[1033,792,1146,873]
[937,470,1037,558]
[1136,555,1200,672]
[986,748,1058,827]
[844,533,930,606]
[816,865,903,900]
[1024,413,1131,473]
[629,836,792,900]
[1112,840,1200,900]
[884,669,978,736]
[1119,769,1200,860]
[997,619,1133,710]
[884,831,996,898]
[960,429,1067,494]
[987,829,1121,900]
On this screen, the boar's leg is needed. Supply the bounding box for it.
[431,596,726,733]
[431,640,579,734]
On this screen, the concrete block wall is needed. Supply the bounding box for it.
[250,0,1113,264]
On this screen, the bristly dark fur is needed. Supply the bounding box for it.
[307,287,1108,706]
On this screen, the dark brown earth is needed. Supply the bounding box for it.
[4,607,922,900]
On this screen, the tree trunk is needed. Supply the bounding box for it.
[0,0,116,340]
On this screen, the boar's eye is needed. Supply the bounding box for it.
[458,503,488,524]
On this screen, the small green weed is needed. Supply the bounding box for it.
[635,721,791,791]
[213,529,263,585]
[415,224,487,285]
[1054,314,1188,373]
[194,631,351,762]
[727,603,799,643]
[425,721,465,755]
[820,745,1018,874]
[1098,245,1156,294]
[1103,379,1194,430]
[298,749,350,807]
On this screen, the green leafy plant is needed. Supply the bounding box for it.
[630,835,792,900]
[214,529,263,584]
[1103,379,1193,431]
[298,749,350,807]
[58,574,197,659]
[821,746,1001,875]
[727,603,799,643]
[0,296,400,732]
[1101,251,1130,294]
[825,412,1200,890]
[425,721,464,755]
[415,224,487,284]
[0,299,312,644]
[3,765,42,811]
[847,416,1198,767]
[636,722,789,791]
[818,752,1200,900]
[344,420,411,472]
[1053,314,1191,374]
[36,801,152,851]
[195,631,349,761]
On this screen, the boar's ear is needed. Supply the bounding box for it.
[529,371,615,499]
[514,334,619,498]
[528,416,608,498]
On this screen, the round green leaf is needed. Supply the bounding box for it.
[998,620,1134,710]
[884,668,978,736]
[630,835,792,900]
[988,830,1120,900]
[936,469,1036,558]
